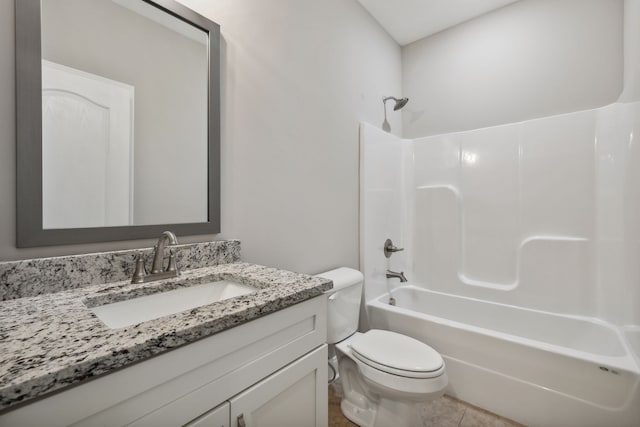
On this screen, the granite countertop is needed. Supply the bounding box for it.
[0,262,332,412]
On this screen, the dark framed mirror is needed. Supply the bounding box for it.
[15,0,220,247]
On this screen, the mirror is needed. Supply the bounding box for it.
[15,0,220,247]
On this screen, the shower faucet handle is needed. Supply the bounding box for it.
[384,238,404,258]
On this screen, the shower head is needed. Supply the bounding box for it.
[383,96,409,111]
[394,97,409,110]
[381,96,408,133]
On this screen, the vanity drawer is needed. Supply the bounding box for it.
[184,402,229,427]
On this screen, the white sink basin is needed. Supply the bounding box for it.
[89,280,257,329]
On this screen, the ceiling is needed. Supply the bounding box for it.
[357,0,520,46]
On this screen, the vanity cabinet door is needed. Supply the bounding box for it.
[229,345,327,427]
[184,402,229,427]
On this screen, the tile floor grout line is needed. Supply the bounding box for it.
[458,406,467,427]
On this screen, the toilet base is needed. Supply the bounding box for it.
[335,333,447,427]
[337,355,445,427]
[341,397,376,427]
[375,398,424,427]
[341,395,425,427]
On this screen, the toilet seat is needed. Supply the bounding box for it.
[350,330,444,379]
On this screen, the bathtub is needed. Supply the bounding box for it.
[367,285,640,427]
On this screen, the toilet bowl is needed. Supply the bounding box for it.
[317,267,447,427]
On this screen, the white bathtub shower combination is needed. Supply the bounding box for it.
[359,102,640,426]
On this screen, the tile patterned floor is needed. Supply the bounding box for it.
[328,386,524,427]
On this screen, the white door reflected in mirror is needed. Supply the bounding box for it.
[40,0,209,229]
[42,60,134,229]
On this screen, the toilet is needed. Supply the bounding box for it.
[317,267,448,427]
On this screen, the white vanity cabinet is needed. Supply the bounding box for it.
[0,296,327,427]
[185,402,230,427]
[228,346,327,427]
[138,345,327,427]
[172,344,326,427]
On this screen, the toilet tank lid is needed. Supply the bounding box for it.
[315,267,363,292]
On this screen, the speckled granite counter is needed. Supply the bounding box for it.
[0,243,332,412]
[0,240,242,301]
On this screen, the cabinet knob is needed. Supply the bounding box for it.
[237,414,246,427]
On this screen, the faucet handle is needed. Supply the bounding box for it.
[166,249,180,274]
[131,252,147,284]
[384,238,404,258]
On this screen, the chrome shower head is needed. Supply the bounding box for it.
[394,97,409,110]
[383,96,409,111]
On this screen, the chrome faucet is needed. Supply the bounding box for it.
[131,231,180,284]
[386,270,407,283]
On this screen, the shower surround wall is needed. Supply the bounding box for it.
[416,103,640,329]
[360,101,640,425]
[362,101,640,343]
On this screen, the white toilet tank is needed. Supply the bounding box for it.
[316,267,364,344]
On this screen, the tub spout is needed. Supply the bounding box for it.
[386,270,407,283]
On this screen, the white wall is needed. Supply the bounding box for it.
[402,0,624,138]
[0,0,402,274]
[620,0,640,102]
